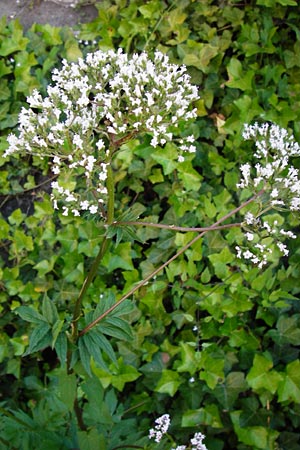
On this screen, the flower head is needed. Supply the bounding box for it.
[190,432,208,450]
[237,122,300,267]
[4,49,198,217]
[148,414,171,443]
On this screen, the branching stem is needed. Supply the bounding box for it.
[79,193,260,336]
[113,221,241,233]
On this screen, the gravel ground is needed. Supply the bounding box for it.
[0,0,99,30]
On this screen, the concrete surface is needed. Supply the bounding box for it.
[0,0,99,30]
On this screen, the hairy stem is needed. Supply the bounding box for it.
[80,193,260,335]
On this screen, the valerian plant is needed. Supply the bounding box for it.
[3,48,300,440]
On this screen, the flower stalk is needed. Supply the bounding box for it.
[79,192,260,336]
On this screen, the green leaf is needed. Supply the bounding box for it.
[177,161,202,191]
[226,58,254,90]
[151,143,179,175]
[55,368,77,411]
[214,372,247,409]
[267,315,300,346]
[16,306,46,325]
[77,429,106,450]
[85,330,116,365]
[33,24,62,46]
[155,370,182,396]
[102,317,133,341]
[78,336,92,376]
[199,349,225,389]
[231,411,279,448]
[12,229,33,252]
[34,257,57,277]
[0,27,29,56]
[26,323,52,354]
[54,332,68,367]
[51,319,64,348]
[278,360,300,403]
[176,342,201,375]
[246,354,282,394]
[182,404,223,428]
[42,296,58,325]
[110,358,141,391]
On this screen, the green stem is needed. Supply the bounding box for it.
[80,193,260,336]
[71,161,115,340]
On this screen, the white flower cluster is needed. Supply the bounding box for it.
[4,49,198,217]
[148,414,171,443]
[172,432,208,450]
[190,432,208,450]
[149,415,208,450]
[237,123,299,267]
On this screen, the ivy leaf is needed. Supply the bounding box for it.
[110,358,140,391]
[155,370,182,396]
[226,58,254,91]
[267,315,300,346]
[0,27,29,56]
[151,143,178,175]
[246,354,282,394]
[182,405,223,428]
[199,350,225,390]
[278,360,300,403]
[214,372,247,410]
[176,342,201,375]
[231,411,279,449]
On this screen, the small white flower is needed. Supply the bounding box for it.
[245,232,254,241]
[89,205,98,214]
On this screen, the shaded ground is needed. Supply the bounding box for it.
[1,0,99,30]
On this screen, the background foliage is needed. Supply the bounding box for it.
[1,0,300,449]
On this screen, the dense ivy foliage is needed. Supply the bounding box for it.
[0,1,300,449]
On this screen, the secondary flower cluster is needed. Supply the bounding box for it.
[172,433,208,450]
[148,414,171,443]
[237,122,300,267]
[148,415,207,450]
[5,49,198,218]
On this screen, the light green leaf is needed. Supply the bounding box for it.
[176,342,201,375]
[155,370,182,396]
[278,360,300,403]
[182,404,223,428]
[151,143,178,175]
[246,354,282,394]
